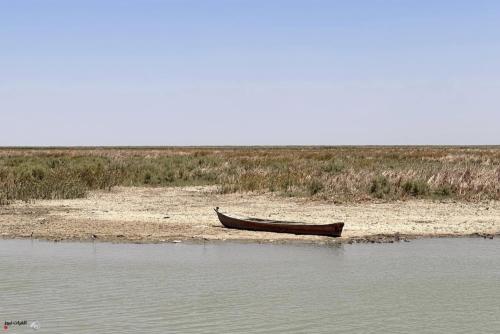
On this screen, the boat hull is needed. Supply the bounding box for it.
[215,209,344,237]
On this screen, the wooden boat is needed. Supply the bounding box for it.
[214,207,344,237]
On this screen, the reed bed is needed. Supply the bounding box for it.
[1,147,499,204]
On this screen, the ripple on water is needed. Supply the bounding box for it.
[0,239,500,333]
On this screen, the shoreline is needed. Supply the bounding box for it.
[0,232,498,246]
[1,186,499,246]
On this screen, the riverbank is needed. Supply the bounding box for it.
[1,186,499,244]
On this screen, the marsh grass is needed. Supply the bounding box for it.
[1,147,499,204]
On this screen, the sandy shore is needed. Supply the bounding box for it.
[1,186,499,244]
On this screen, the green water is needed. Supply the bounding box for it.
[0,238,499,333]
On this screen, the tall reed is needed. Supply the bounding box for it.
[1,147,499,203]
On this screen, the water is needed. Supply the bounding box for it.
[0,238,499,333]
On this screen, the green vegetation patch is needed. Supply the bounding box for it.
[1,146,499,203]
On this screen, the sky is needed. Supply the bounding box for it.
[1,0,499,146]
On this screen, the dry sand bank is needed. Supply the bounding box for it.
[1,186,499,244]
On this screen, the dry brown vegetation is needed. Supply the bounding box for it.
[1,146,499,204]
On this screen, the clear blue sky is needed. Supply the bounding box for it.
[1,0,499,145]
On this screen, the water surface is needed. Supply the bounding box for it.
[1,238,499,333]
